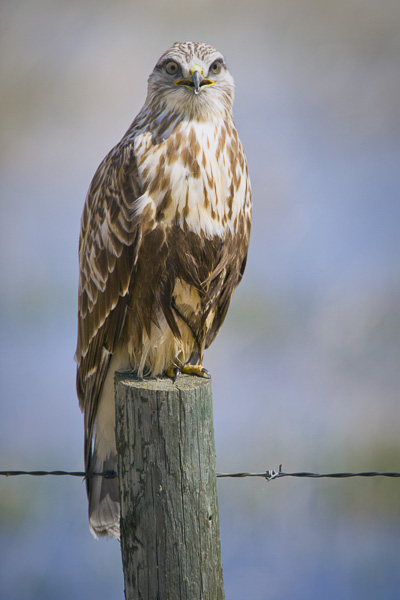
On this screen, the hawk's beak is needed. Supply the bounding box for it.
[174,64,215,95]
[191,69,203,94]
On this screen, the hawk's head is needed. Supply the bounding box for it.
[146,42,235,120]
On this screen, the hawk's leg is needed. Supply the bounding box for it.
[171,297,202,349]
[168,298,210,379]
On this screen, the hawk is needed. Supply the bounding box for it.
[75,41,252,538]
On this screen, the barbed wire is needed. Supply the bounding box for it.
[216,468,400,481]
[1,467,399,480]
[0,470,113,478]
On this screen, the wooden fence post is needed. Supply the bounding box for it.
[115,372,225,600]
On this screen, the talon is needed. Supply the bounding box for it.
[181,364,211,379]
[166,366,180,382]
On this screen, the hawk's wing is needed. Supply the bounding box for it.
[205,218,251,350]
[75,146,142,469]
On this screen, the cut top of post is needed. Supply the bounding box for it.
[115,371,211,392]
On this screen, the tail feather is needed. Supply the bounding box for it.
[88,455,120,539]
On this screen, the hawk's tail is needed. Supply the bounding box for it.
[88,453,120,539]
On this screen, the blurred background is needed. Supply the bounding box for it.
[1,0,399,598]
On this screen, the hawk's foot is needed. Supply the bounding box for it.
[181,364,210,378]
[166,366,181,382]
[166,364,211,381]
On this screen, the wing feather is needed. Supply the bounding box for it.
[205,213,251,349]
[75,145,143,469]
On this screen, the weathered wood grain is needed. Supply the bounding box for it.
[115,373,224,600]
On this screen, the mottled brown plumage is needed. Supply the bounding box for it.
[75,41,252,538]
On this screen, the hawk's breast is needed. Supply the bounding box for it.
[134,118,250,239]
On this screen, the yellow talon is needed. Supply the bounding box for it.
[166,364,211,381]
[181,364,211,378]
[166,365,180,381]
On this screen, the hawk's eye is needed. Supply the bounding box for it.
[210,60,222,75]
[165,61,179,75]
